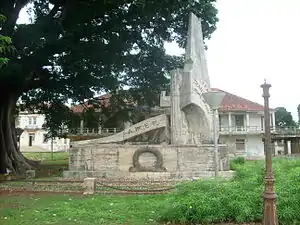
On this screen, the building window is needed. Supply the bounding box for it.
[28,117,37,125]
[235,139,245,151]
[261,116,264,131]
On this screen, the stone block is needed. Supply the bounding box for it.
[26,170,36,179]
[83,177,96,195]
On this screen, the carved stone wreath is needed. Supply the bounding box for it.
[129,147,167,172]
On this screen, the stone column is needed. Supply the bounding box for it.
[246,113,250,131]
[170,69,183,145]
[287,140,292,155]
[228,113,232,133]
[80,120,84,134]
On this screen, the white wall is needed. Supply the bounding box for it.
[219,134,264,157]
[245,136,264,157]
[17,113,70,152]
[18,113,45,129]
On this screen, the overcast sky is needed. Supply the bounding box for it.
[19,0,300,119]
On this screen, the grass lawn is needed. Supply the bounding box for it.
[1,157,299,225]
[0,193,164,225]
[23,152,69,164]
[23,152,69,178]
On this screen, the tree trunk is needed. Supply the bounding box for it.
[0,93,39,175]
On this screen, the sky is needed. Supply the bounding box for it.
[18,0,300,119]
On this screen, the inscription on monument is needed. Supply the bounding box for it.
[193,79,208,96]
[123,114,167,140]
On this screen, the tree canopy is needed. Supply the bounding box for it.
[0,14,13,67]
[275,107,297,127]
[0,0,218,174]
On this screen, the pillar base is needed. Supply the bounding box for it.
[263,176,278,225]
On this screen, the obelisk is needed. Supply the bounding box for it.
[170,12,213,145]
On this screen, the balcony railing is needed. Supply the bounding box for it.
[219,126,300,135]
[219,126,264,135]
[61,127,121,136]
[24,124,41,130]
[275,126,300,135]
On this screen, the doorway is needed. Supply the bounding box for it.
[28,133,35,146]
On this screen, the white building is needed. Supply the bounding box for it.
[216,88,276,158]
[16,112,70,152]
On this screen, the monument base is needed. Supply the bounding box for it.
[63,143,235,181]
[63,170,235,181]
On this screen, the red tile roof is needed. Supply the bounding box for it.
[71,94,111,113]
[71,89,267,113]
[70,93,136,113]
[211,88,265,112]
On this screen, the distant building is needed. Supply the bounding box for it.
[16,112,70,152]
[215,88,276,158]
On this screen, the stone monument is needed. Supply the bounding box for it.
[162,13,212,145]
[63,12,233,181]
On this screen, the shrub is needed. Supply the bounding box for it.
[159,158,300,224]
[230,156,245,170]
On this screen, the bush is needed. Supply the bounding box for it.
[230,156,245,170]
[159,158,300,224]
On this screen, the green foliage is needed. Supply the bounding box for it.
[0,0,219,136]
[160,158,300,224]
[230,156,245,170]
[275,107,297,127]
[0,14,13,67]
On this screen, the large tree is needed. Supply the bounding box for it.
[0,0,218,174]
[275,107,297,127]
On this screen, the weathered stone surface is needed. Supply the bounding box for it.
[129,147,166,172]
[83,177,96,195]
[64,144,233,180]
[73,114,168,145]
[179,13,213,143]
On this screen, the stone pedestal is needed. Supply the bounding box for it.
[83,178,96,195]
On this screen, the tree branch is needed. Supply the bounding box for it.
[2,0,30,36]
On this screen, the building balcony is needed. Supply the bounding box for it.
[24,125,42,130]
[219,126,300,136]
[274,126,300,134]
[219,126,265,135]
